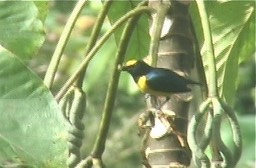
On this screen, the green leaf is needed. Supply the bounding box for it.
[191,1,255,104]
[0,1,45,60]
[107,1,150,60]
[0,49,68,167]
[34,1,50,23]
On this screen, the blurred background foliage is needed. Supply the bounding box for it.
[26,1,255,168]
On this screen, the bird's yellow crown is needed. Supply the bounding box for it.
[124,59,138,66]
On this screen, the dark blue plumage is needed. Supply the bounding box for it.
[146,68,197,93]
[120,60,199,96]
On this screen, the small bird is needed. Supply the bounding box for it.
[120,59,199,97]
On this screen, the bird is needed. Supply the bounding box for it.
[120,59,199,97]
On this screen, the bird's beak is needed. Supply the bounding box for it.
[118,64,128,71]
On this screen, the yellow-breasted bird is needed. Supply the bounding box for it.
[120,59,199,97]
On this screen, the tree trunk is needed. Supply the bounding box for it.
[140,1,197,167]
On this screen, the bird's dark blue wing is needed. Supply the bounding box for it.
[146,69,192,93]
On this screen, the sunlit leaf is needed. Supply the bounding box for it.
[0,49,68,167]
[0,1,45,60]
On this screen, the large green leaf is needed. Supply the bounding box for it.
[106,0,150,60]
[0,1,45,60]
[0,49,68,167]
[191,1,255,104]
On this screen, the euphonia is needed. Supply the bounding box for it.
[120,59,199,96]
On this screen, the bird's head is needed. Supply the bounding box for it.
[119,59,151,78]
[119,59,139,72]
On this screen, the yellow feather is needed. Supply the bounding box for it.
[137,76,148,92]
[125,59,137,66]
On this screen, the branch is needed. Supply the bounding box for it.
[44,0,87,89]
[75,0,113,88]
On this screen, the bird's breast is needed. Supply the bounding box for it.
[137,75,149,93]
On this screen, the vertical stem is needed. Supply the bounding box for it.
[91,15,142,158]
[195,0,218,97]
[149,4,168,66]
